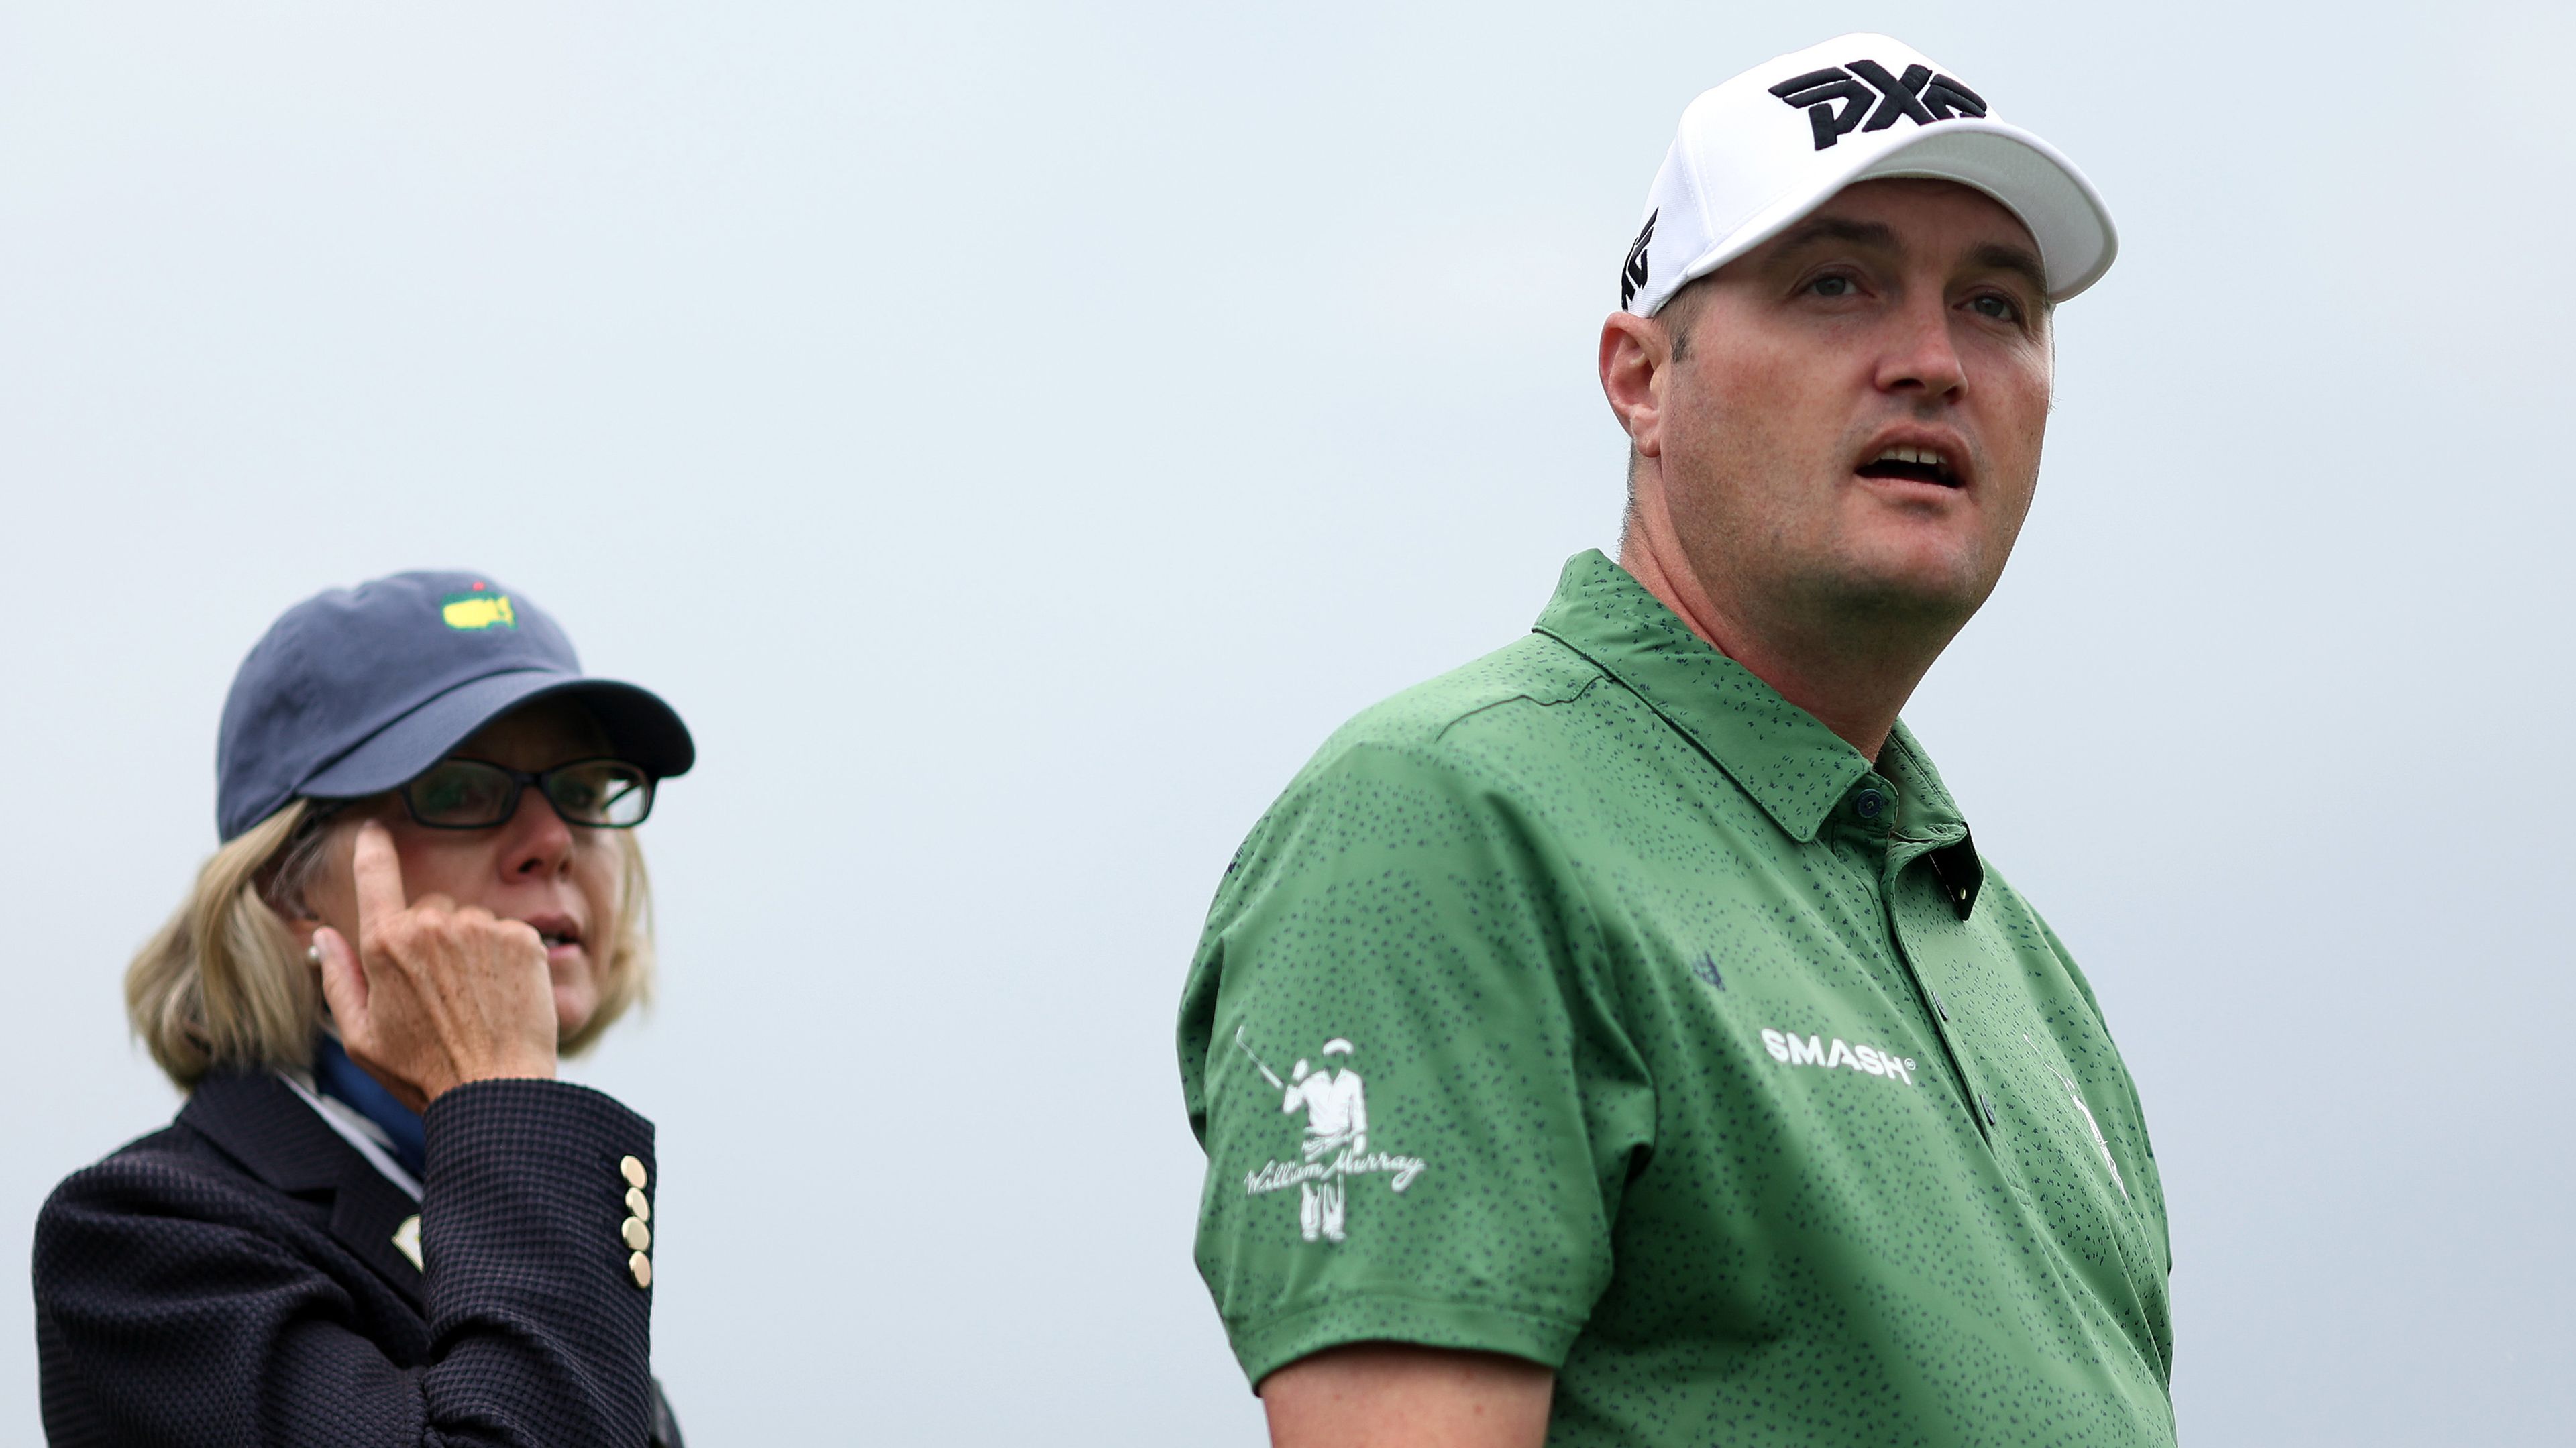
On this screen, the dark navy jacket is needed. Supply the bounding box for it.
[33,1072,682,1447]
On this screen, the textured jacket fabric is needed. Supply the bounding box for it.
[33,1072,683,1447]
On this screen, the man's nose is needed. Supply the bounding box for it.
[1873,294,1967,402]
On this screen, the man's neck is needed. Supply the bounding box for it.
[1616,527,1949,764]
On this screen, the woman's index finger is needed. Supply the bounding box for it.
[350,819,409,926]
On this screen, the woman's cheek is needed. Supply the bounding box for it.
[574,844,624,971]
[553,972,600,1039]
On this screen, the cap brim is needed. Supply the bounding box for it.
[1854,123,2116,300]
[300,670,696,801]
[1662,118,2117,307]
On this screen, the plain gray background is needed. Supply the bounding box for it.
[5,2,2570,1443]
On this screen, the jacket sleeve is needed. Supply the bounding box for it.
[34,1078,662,1448]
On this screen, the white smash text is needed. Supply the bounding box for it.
[1760,1028,1917,1085]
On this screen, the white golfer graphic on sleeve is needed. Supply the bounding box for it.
[1235,1030,1428,1244]
[1281,1041,1366,1242]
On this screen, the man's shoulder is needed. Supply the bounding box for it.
[1299,630,1612,785]
[1201,632,1615,920]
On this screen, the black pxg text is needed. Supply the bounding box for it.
[1771,61,1987,151]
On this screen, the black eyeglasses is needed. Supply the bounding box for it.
[399,757,657,830]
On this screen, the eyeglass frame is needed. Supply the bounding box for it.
[394,756,659,831]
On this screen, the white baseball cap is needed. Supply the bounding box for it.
[1619,33,2116,316]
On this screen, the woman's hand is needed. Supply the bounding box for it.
[313,819,560,1111]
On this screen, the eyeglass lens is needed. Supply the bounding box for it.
[407,759,652,828]
[544,761,651,826]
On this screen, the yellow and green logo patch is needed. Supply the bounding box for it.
[439,584,517,632]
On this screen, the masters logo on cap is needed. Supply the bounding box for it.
[214,570,696,840]
[439,582,517,632]
[1619,33,2116,317]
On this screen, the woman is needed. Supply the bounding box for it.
[34,571,692,1447]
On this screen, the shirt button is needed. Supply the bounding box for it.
[1981,1093,1999,1126]
[1854,789,1886,820]
[1933,991,1950,1021]
[626,1187,651,1223]
[620,1155,649,1190]
[629,1251,653,1289]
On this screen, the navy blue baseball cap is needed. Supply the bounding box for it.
[215,571,695,842]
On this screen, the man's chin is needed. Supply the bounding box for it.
[1809,551,1996,626]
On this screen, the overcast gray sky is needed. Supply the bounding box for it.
[4,3,2570,1443]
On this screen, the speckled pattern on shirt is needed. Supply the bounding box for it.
[1179,550,2173,1447]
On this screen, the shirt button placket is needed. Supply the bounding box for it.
[1880,855,2000,1148]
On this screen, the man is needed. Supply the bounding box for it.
[1177,32,2172,1448]
[1277,1039,1367,1243]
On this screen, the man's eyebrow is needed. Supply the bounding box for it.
[1766,216,1900,256]
[1766,219,2051,302]
[1967,241,2050,300]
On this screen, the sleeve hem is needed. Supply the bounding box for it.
[1227,1294,1585,1393]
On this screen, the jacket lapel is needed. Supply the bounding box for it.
[183,1072,427,1308]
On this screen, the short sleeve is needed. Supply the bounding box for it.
[1177,739,1656,1388]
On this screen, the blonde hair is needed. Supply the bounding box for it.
[125,798,657,1089]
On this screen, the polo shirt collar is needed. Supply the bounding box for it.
[1878,718,1986,918]
[1532,551,1872,843]
[1531,550,1976,871]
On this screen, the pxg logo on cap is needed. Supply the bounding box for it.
[1769,60,1988,152]
[1617,33,2117,318]
[1619,210,1658,311]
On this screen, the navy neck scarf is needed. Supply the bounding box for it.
[311,1034,429,1181]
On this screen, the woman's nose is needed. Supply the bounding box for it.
[500,787,576,876]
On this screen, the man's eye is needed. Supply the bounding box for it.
[1809,276,1856,298]
[1970,294,2021,321]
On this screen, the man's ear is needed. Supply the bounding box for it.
[1599,311,1671,463]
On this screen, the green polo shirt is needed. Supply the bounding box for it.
[1179,550,2174,1446]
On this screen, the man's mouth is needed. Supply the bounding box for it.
[1856,444,1962,488]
